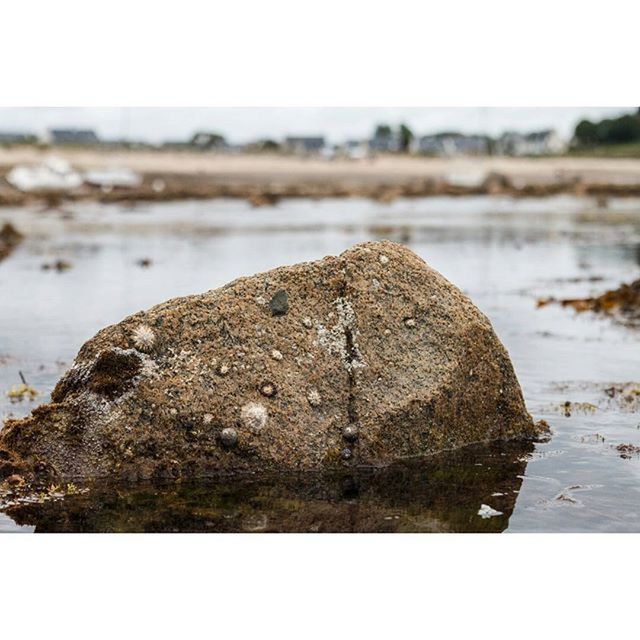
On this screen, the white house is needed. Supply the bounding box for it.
[496,130,566,156]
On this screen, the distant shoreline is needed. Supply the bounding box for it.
[2,149,640,207]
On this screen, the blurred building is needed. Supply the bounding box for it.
[45,128,100,146]
[368,130,400,153]
[284,136,326,154]
[414,133,489,156]
[496,130,566,156]
[0,131,36,145]
[341,139,370,159]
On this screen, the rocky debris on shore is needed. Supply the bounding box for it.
[0,222,23,261]
[537,278,640,326]
[0,240,537,482]
[6,157,83,192]
[83,167,142,189]
[4,164,640,209]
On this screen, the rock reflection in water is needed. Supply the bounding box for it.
[4,440,533,533]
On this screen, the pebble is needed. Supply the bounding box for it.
[271,349,283,361]
[341,448,353,460]
[269,290,289,317]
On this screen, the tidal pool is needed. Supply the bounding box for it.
[1,194,640,532]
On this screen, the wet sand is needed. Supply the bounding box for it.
[1,149,640,207]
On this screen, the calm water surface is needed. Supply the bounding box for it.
[1,195,640,532]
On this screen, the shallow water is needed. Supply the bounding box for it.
[1,194,640,532]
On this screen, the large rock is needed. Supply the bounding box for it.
[0,241,535,481]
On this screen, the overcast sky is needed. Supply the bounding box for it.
[0,107,631,144]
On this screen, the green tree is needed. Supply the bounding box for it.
[190,132,226,149]
[574,119,599,146]
[398,123,413,153]
[606,115,640,144]
[374,124,392,139]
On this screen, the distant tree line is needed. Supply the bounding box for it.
[573,109,640,147]
[373,123,414,152]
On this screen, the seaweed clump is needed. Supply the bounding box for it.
[0,222,23,261]
[53,348,143,402]
[538,278,640,326]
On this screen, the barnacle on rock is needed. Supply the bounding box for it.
[220,427,238,448]
[307,388,322,407]
[131,324,156,352]
[342,425,358,442]
[259,381,277,397]
[241,402,268,432]
[217,363,230,376]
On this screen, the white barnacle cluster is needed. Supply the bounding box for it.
[140,357,159,378]
[335,297,356,328]
[241,401,268,432]
[131,324,155,352]
[379,254,389,265]
[315,298,365,373]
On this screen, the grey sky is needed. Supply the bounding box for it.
[0,107,631,144]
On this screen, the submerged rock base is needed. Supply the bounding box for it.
[1,241,536,481]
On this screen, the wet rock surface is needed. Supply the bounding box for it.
[0,240,536,481]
